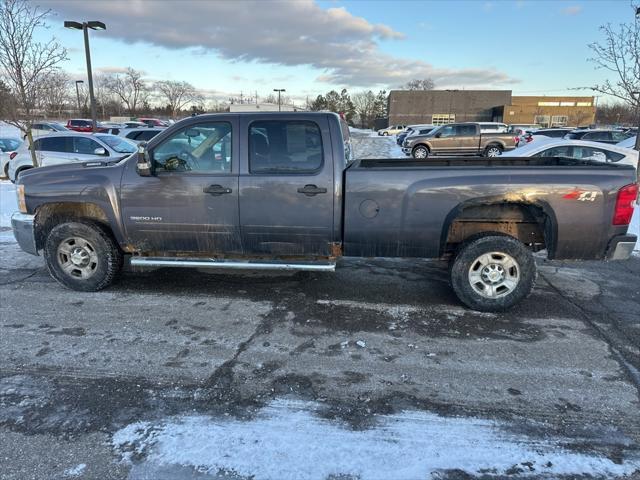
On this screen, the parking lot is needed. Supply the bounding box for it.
[1,133,640,479]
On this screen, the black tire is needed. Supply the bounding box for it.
[14,166,33,183]
[450,234,536,312]
[3,163,9,178]
[484,144,503,157]
[44,221,123,292]
[412,145,429,159]
[382,132,389,136]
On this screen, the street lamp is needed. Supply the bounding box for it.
[273,88,286,112]
[64,20,106,132]
[74,80,84,114]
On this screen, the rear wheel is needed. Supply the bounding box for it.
[485,145,503,157]
[450,235,536,312]
[44,221,123,291]
[412,145,429,159]
[382,131,389,136]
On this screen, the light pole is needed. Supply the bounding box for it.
[273,88,286,112]
[635,7,640,151]
[74,80,84,114]
[64,21,106,132]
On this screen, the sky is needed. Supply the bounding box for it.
[36,0,637,106]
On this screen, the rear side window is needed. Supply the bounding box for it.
[249,120,323,174]
[583,131,610,141]
[572,146,624,162]
[136,130,161,141]
[39,137,71,152]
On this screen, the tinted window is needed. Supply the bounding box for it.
[74,137,103,155]
[249,120,322,174]
[456,125,477,136]
[583,131,610,141]
[439,125,455,137]
[153,122,231,173]
[136,130,161,141]
[39,137,71,152]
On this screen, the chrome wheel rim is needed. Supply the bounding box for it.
[414,147,427,159]
[468,251,519,299]
[57,236,99,279]
[486,147,501,157]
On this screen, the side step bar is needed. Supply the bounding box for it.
[130,257,336,272]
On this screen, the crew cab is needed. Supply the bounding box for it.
[11,113,638,311]
[403,123,517,158]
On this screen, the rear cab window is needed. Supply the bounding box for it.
[249,120,323,174]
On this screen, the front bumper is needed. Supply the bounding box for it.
[11,212,38,256]
[605,234,637,260]
[402,147,411,155]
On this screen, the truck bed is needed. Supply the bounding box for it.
[343,156,637,259]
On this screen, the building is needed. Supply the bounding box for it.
[387,90,596,127]
[502,96,595,128]
[388,90,512,126]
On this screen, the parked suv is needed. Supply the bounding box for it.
[25,122,68,140]
[66,119,95,132]
[137,117,170,127]
[377,124,406,136]
[564,129,633,144]
[118,127,165,143]
[7,132,136,182]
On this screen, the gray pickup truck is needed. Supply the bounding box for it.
[11,112,638,311]
[402,123,516,158]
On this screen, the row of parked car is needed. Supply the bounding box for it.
[383,122,637,167]
[0,118,172,181]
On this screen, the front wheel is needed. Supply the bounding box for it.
[450,235,536,312]
[44,221,123,291]
[485,145,503,157]
[412,145,429,159]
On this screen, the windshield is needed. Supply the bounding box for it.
[96,134,137,154]
[0,138,21,151]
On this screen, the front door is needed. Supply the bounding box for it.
[120,119,242,255]
[239,116,334,257]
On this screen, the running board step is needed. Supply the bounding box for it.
[130,257,336,272]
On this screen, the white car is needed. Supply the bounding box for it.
[8,132,136,182]
[0,137,22,178]
[26,122,68,140]
[616,136,637,149]
[509,139,638,168]
[377,124,407,136]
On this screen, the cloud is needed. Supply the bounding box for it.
[95,66,135,74]
[46,0,516,89]
[562,5,582,15]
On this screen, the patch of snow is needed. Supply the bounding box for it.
[316,299,495,320]
[63,463,87,477]
[112,398,640,479]
[1,180,18,228]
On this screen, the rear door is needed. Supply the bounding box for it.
[239,115,334,256]
[120,118,241,254]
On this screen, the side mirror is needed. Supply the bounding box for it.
[136,142,153,177]
[94,147,107,156]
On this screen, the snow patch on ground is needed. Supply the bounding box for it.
[350,130,405,159]
[316,299,495,320]
[1,180,17,228]
[112,398,639,479]
[63,464,87,477]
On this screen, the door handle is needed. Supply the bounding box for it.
[297,184,327,196]
[203,184,232,195]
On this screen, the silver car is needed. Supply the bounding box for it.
[7,132,136,182]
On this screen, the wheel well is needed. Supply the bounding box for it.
[485,143,503,150]
[413,143,429,151]
[34,202,112,250]
[443,202,554,257]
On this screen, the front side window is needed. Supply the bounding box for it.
[438,125,456,137]
[534,146,572,158]
[249,120,322,174]
[152,122,231,173]
[583,131,610,141]
[74,137,104,155]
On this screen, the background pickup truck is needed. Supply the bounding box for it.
[402,122,517,159]
[11,113,638,311]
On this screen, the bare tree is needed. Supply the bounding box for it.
[588,7,639,108]
[40,70,70,118]
[569,109,592,127]
[105,68,149,115]
[155,80,203,118]
[352,91,376,128]
[0,0,67,166]
[402,78,435,91]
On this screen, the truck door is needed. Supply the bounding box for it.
[238,116,335,256]
[120,118,242,255]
